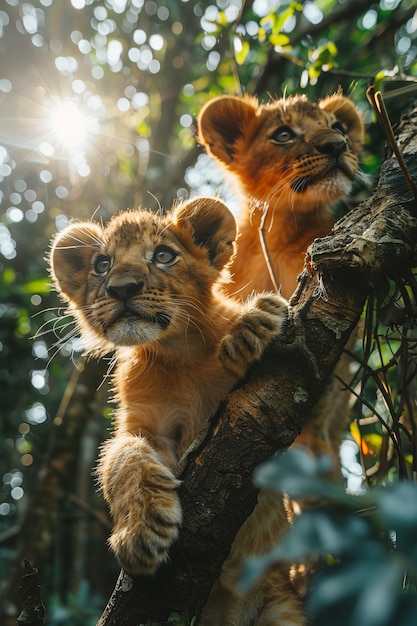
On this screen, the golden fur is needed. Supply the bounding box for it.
[49,197,305,624]
[198,93,364,456]
[197,93,364,300]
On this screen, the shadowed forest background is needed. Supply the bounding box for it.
[1,1,417,624]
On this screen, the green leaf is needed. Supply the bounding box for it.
[350,560,405,626]
[308,41,338,79]
[376,483,417,566]
[395,595,417,626]
[257,26,267,43]
[374,69,388,93]
[269,34,290,47]
[234,39,250,65]
[2,266,16,285]
[261,3,302,35]
[260,12,276,31]
[308,557,405,626]
[21,277,51,295]
[377,483,417,530]
[287,510,377,560]
[216,11,228,27]
[253,448,353,503]
[240,509,378,591]
[367,339,401,369]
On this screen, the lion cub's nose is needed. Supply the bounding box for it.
[316,138,347,159]
[107,281,143,302]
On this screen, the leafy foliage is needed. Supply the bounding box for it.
[241,448,417,626]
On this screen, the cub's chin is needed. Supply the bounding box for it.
[293,171,353,209]
[105,317,165,347]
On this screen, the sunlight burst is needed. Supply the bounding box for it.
[50,101,89,149]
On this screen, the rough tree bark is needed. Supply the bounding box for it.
[96,107,417,626]
[16,560,45,626]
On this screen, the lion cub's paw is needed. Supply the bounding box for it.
[219,293,288,378]
[108,459,182,575]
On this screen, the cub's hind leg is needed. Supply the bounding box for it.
[201,567,306,626]
[219,293,288,378]
[252,567,306,626]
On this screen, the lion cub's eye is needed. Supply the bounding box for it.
[332,121,346,136]
[270,126,296,145]
[94,255,111,274]
[153,245,177,266]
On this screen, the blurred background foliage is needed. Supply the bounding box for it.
[1,0,417,624]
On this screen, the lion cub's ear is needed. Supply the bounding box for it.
[197,95,259,164]
[50,222,103,303]
[319,94,365,155]
[173,197,236,270]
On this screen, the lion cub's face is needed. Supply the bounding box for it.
[50,198,236,355]
[198,93,364,211]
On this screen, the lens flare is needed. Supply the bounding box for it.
[50,101,89,149]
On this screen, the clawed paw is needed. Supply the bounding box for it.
[108,467,182,575]
[219,293,288,378]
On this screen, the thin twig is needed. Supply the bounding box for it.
[258,206,280,293]
[366,85,417,202]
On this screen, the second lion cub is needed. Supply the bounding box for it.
[198,92,364,299]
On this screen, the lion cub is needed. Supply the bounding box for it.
[198,93,365,470]
[198,93,364,299]
[49,197,288,580]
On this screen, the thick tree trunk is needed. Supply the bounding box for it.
[97,108,417,625]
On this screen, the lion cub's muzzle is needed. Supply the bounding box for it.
[312,128,347,158]
[107,280,143,303]
[106,280,172,337]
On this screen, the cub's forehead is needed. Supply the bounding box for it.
[259,97,334,132]
[103,210,167,248]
